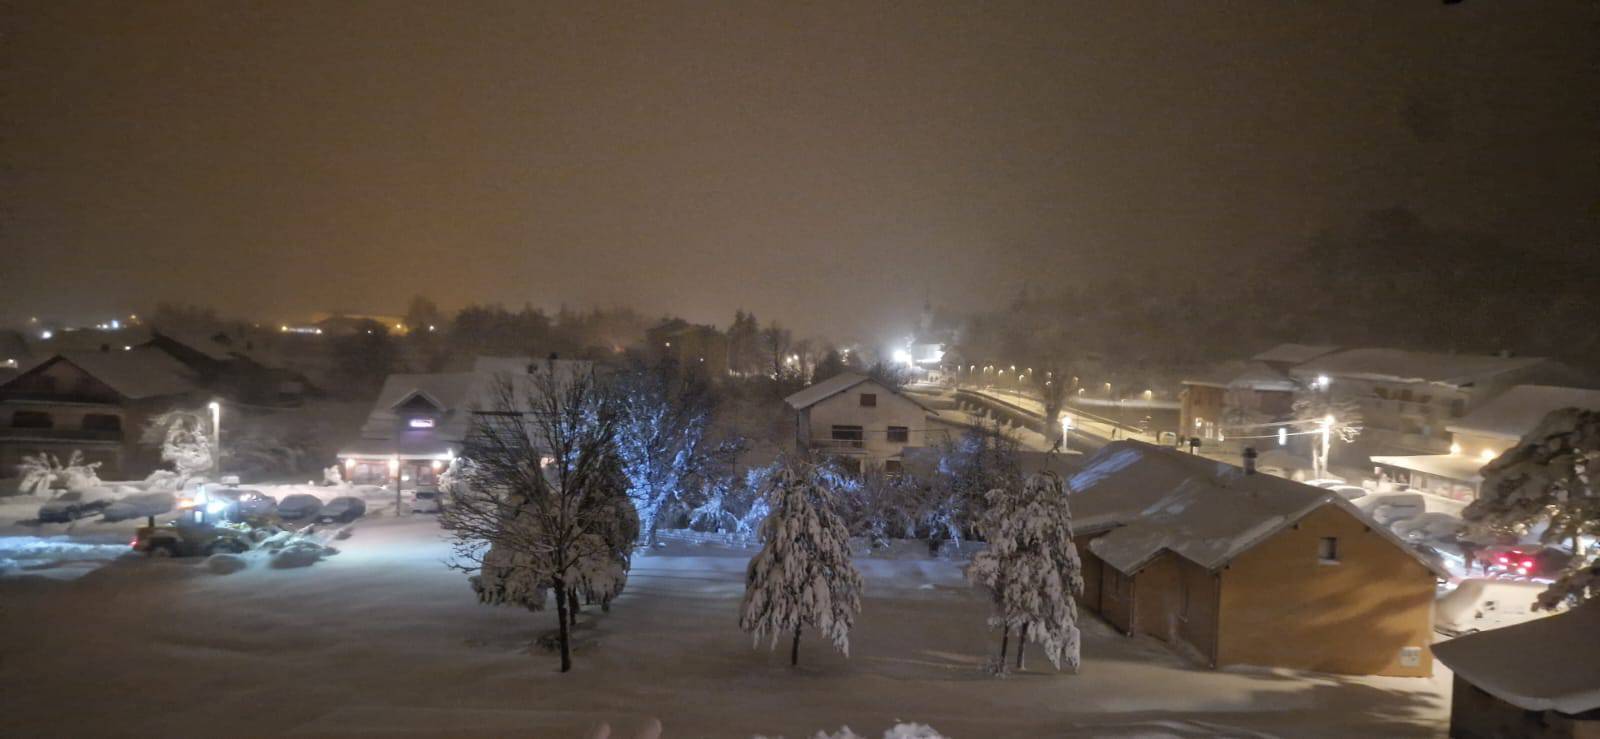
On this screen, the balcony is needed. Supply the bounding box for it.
[812,438,867,453]
[0,427,123,443]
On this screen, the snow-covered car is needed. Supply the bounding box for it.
[205,489,278,522]
[276,494,324,520]
[409,490,442,514]
[1355,493,1426,526]
[1322,484,1368,501]
[100,492,177,522]
[1304,478,1347,489]
[37,489,116,522]
[317,496,366,523]
[1435,579,1555,636]
[1391,512,1463,543]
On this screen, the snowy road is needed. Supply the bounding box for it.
[0,517,1450,737]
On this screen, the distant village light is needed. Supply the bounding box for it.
[1450,442,1463,455]
[1278,427,1288,446]
[40,330,52,340]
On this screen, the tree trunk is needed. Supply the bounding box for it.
[1016,623,1027,670]
[999,624,1010,664]
[553,576,573,673]
[567,588,579,629]
[790,626,802,666]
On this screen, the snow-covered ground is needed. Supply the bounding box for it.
[0,516,1451,737]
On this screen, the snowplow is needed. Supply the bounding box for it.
[131,518,254,558]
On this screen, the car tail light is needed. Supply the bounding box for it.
[1496,555,1509,564]
[129,538,138,548]
[1522,560,1535,569]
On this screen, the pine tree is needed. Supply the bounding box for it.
[1465,408,1600,610]
[739,463,864,666]
[966,471,1084,673]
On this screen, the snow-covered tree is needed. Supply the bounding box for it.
[143,408,215,484]
[440,367,626,672]
[613,360,736,545]
[739,463,864,666]
[16,453,58,495]
[570,449,640,615]
[966,471,1084,673]
[1465,408,1600,610]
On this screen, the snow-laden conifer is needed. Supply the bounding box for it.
[739,462,863,666]
[966,471,1084,672]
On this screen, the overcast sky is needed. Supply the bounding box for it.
[3,1,1596,342]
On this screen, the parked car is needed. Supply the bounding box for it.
[101,492,177,522]
[1322,484,1368,501]
[202,489,278,522]
[1479,545,1573,579]
[276,494,325,520]
[317,496,366,523]
[409,490,442,514]
[1304,478,1348,489]
[37,489,116,522]
[1355,492,1426,526]
[1435,579,1556,636]
[132,519,254,558]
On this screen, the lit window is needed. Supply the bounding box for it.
[408,418,436,429]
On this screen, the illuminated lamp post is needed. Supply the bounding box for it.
[389,455,402,516]
[208,400,222,479]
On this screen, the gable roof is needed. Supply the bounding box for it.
[1447,385,1600,440]
[1072,441,1447,577]
[6,351,201,401]
[1290,348,1555,389]
[1182,360,1296,392]
[1433,602,1600,715]
[784,373,936,414]
[1251,343,1341,365]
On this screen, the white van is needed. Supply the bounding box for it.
[1435,579,1555,636]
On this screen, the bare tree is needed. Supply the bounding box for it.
[439,365,623,673]
[1291,384,1364,479]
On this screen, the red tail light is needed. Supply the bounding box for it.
[1496,555,1509,564]
[1522,560,1535,569]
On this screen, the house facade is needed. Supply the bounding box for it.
[0,351,203,480]
[1179,360,1298,448]
[1069,441,1442,677]
[646,320,730,377]
[784,373,942,475]
[1369,384,1600,502]
[337,357,591,490]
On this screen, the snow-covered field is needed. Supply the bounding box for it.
[0,516,1451,737]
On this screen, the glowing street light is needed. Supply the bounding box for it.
[208,401,222,478]
[1278,427,1288,446]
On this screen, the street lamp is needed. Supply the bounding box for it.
[208,401,221,478]
[389,455,403,516]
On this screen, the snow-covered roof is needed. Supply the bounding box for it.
[1073,442,1446,577]
[1088,477,1327,574]
[1370,453,1485,483]
[1251,343,1341,365]
[784,373,935,414]
[13,351,202,400]
[1290,348,1556,389]
[1182,360,1296,392]
[1433,602,1600,715]
[352,359,596,446]
[1448,385,1600,440]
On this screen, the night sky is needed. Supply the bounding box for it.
[3,1,1596,339]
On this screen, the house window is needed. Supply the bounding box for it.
[830,425,863,447]
[884,459,903,476]
[886,426,909,443]
[11,410,53,429]
[859,393,877,407]
[1318,537,1340,563]
[81,414,122,432]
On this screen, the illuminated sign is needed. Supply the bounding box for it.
[408,418,436,429]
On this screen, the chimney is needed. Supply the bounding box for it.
[1242,446,1258,475]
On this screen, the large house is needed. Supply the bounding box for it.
[1179,360,1298,446]
[1433,602,1599,738]
[1068,441,1444,677]
[645,320,729,377]
[337,357,591,489]
[0,350,203,480]
[141,329,316,406]
[1286,348,1592,460]
[784,373,943,475]
[1371,384,1600,502]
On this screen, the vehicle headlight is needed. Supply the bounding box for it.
[206,501,227,515]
